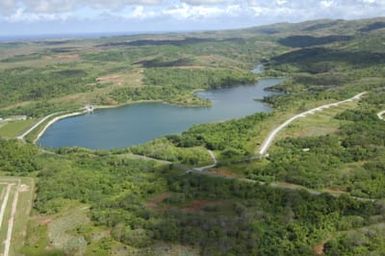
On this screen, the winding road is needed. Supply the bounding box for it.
[126,153,172,165]
[17,107,90,142]
[378,110,385,121]
[190,150,218,172]
[258,92,367,156]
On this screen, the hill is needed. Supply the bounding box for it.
[0,17,385,255]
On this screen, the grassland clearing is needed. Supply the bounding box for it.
[259,94,363,155]
[0,119,37,139]
[96,68,144,88]
[23,202,94,255]
[275,100,359,141]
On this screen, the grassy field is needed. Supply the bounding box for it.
[22,202,92,255]
[0,177,34,256]
[274,100,359,143]
[0,119,36,138]
[250,98,360,155]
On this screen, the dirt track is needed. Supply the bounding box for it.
[0,179,24,256]
[191,150,218,172]
[0,184,13,232]
[3,180,20,256]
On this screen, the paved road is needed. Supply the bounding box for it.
[18,109,89,142]
[258,92,367,156]
[17,113,59,140]
[33,111,86,143]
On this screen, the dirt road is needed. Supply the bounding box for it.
[3,180,20,256]
[191,150,218,172]
[0,184,13,232]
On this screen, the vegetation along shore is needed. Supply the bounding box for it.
[0,17,385,255]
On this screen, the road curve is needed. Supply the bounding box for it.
[17,107,92,142]
[258,92,367,156]
[17,113,59,140]
[191,150,218,172]
[32,111,86,143]
[378,110,385,121]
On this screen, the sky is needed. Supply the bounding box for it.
[0,0,384,36]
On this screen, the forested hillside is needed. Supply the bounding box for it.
[0,17,385,255]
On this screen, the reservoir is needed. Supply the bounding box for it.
[38,78,282,149]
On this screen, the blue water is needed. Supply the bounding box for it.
[38,78,282,149]
[0,32,143,42]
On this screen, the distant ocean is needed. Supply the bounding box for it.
[0,31,166,43]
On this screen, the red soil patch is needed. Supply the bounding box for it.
[51,54,80,61]
[209,167,239,178]
[182,200,211,212]
[145,192,172,210]
[313,242,326,255]
[96,75,124,85]
[36,216,52,225]
[182,200,222,213]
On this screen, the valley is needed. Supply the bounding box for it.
[0,17,385,255]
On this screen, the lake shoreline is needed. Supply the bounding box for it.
[31,80,273,144]
[26,63,272,144]
[26,98,210,144]
[36,79,282,149]
[33,111,87,143]
[35,64,284,149]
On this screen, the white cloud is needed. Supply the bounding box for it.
[0,0,165,15]
[181,0,227,5]
[224,4,242,16]
[163,3,223,19]
[130,6,147,19]
[1,0,385,23]
[6,8,70,22]
[320,0,335,8]
[275,0,288,5]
